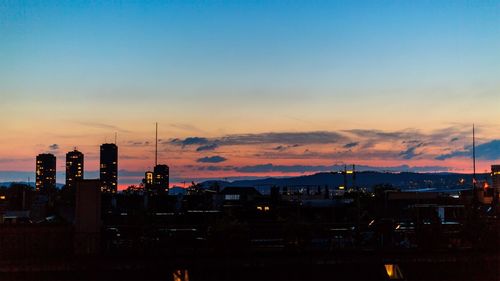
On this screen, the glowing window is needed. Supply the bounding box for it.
[384,264,404,279]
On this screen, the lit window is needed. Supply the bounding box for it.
[225,194,240,200]
[384,264,404,279]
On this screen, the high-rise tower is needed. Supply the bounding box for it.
[153,164,169,193]
[100,143,118,193]
[144,123,169,194]
[36,153,56,192]
[66,149,84,189]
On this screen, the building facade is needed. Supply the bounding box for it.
[143,171,154,191]
[74,179,101,254]
[100,143,118,193]
[66,149,84,189]
[35,153,56,192]
[153,164,169,194]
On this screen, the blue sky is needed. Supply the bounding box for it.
[0,0,499,185]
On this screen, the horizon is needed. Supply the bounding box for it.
[0,164,494,190]
[1,1,499,188]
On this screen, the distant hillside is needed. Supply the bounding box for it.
[201,172,488,194]
[0,182,64,188]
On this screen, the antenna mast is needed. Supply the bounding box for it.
[473,124,476,191]
[115,132,117,144]
[155,122,158,167]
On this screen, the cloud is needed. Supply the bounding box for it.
[274,145,286,151]
[218,132,346,145]
[196,143,218,152]
[345,129,415,140]
[120,155,144,160]
[171,137,209,147]
[169,123,205,133]
[274,144,300,151]
[118,169,150,177]
[196,156,227,163]
[195,163,452,174]
[171,132,347,150]
[235,164,329,173]
[75,121,131,133]
[436,140,500,160]
[48,144,59,151]
[345,126,470,146]
[343,142,359,149]
[197,165,235,171]
[0,157,32,163]
[399,143,424,160]
[127,140,149,146]
[168,126,478,162]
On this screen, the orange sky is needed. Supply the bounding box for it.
[1,1,499,188]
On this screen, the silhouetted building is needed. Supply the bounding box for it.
[152,164,169,194]
[100,143,117,193]
[35,153,56,192]
[492,165,500,199]
[66,149,84,189]
[74,179,101,254]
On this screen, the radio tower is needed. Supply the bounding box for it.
[473,124,476,191]
[155,122,158,166]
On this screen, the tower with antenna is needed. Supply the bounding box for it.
[473,124,476,191]
[144,122,169,194]
[155,122,158,167]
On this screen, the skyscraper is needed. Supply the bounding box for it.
[153,164,169,194]
[147,123,169,194]
[36,153,56,192]
[66,149,84,189]
[100,143,118,193]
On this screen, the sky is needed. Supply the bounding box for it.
[0,0,499,188]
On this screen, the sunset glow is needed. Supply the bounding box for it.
[1,1,499,188]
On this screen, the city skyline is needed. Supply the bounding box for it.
[1,1,499,188]
[1,123,499,189]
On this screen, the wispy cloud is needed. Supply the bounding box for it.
[169,123,205,134]
[48,144,59,151]
[273,144,300,151]
[436,140,500,160]
[196,163,452,174]
[218,132,347,145]
[75,121,131,133]
[343,142,359,149]
[171,131,347,149]
[196,143,219,152]
[399,142,424,160]
[171,137,209,147]
[127,140,150,147]
[164,126,486,164]
[196,156,227,163]
[0,157,32,163]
